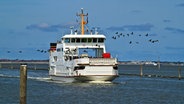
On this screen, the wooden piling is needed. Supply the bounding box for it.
[20,65,27,104]
[11,62,13,69]
[140,64,143,77]
[34,64,37,70]
[178,65,181,80]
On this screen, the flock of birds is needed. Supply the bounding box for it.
[6,49,48,54]
[5,32,159,54]
[112,32,159,44]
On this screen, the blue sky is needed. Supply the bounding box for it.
[0,0,184,62]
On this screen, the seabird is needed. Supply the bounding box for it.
[149,39,152,42]
[145,33,149,37]
[112,36,116,39]
[131,32,133,35]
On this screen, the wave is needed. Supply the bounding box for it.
[0,74,51,81]
[0,74,19,78]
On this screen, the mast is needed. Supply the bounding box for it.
[77,8,88,35]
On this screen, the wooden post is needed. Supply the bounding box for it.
[20,65,27,104]
[140,64,143,77]
[34,64,37,70]
[11,62,13,69]
[178,65,181,80]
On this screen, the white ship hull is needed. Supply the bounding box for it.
[50,75,76,83]
[50,75,118,83]
[74,75,118,82]
[49,63,118,83]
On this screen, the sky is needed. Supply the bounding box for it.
[0,0,184,62]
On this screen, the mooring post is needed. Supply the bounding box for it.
[178,65,181,80]
[140,64,143,77]
[34,64,37,70]
[11,61,13,69]
[20,65,27,104]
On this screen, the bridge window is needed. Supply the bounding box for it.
[98,38,104,43]
[76,38,80,43]
[64,38,70,43]
[71,38,75,43]
[81,38,87,43]
[93,38,97,43]
[88,38,92,43]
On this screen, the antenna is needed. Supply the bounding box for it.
[81,8,84,14]
[76,8,88,35]
[70,26,74,35]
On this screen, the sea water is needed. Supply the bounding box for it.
[0,65,184,104]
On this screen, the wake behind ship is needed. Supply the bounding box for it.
[49,8,118,82]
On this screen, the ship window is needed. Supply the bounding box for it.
[88,38,92,43]
[71,38,75,43]
[54,56,57,61]
[81,38,87,43]
[93,38,97,43]
[64,38,70,43]
[76,38,80,43]
[98,38,104,43]
[57,48,61,52]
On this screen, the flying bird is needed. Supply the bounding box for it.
[152,40,159,43]
[112,36,116,39]
[145,33,149,37]
[129,41,132,44]
[131,32,133,35]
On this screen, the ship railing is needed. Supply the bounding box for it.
[73,58,89,66]
[89,58,117,65]
[73,57,117,66]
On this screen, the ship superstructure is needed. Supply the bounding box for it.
[49,8,118,82]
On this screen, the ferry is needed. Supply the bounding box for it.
[49,8,118,82]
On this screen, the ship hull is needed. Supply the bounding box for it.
[50,75,76,83]
[50,75,118,83]
[74,75,118,82]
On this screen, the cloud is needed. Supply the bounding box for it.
[131,10,142,13]
[176,3,184,7]
[26,22,77,32]
[165,46,184,50]
[163,19,171,23]
[106,23,154,31]
[106,26,125,31]
[165,27,184,34]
